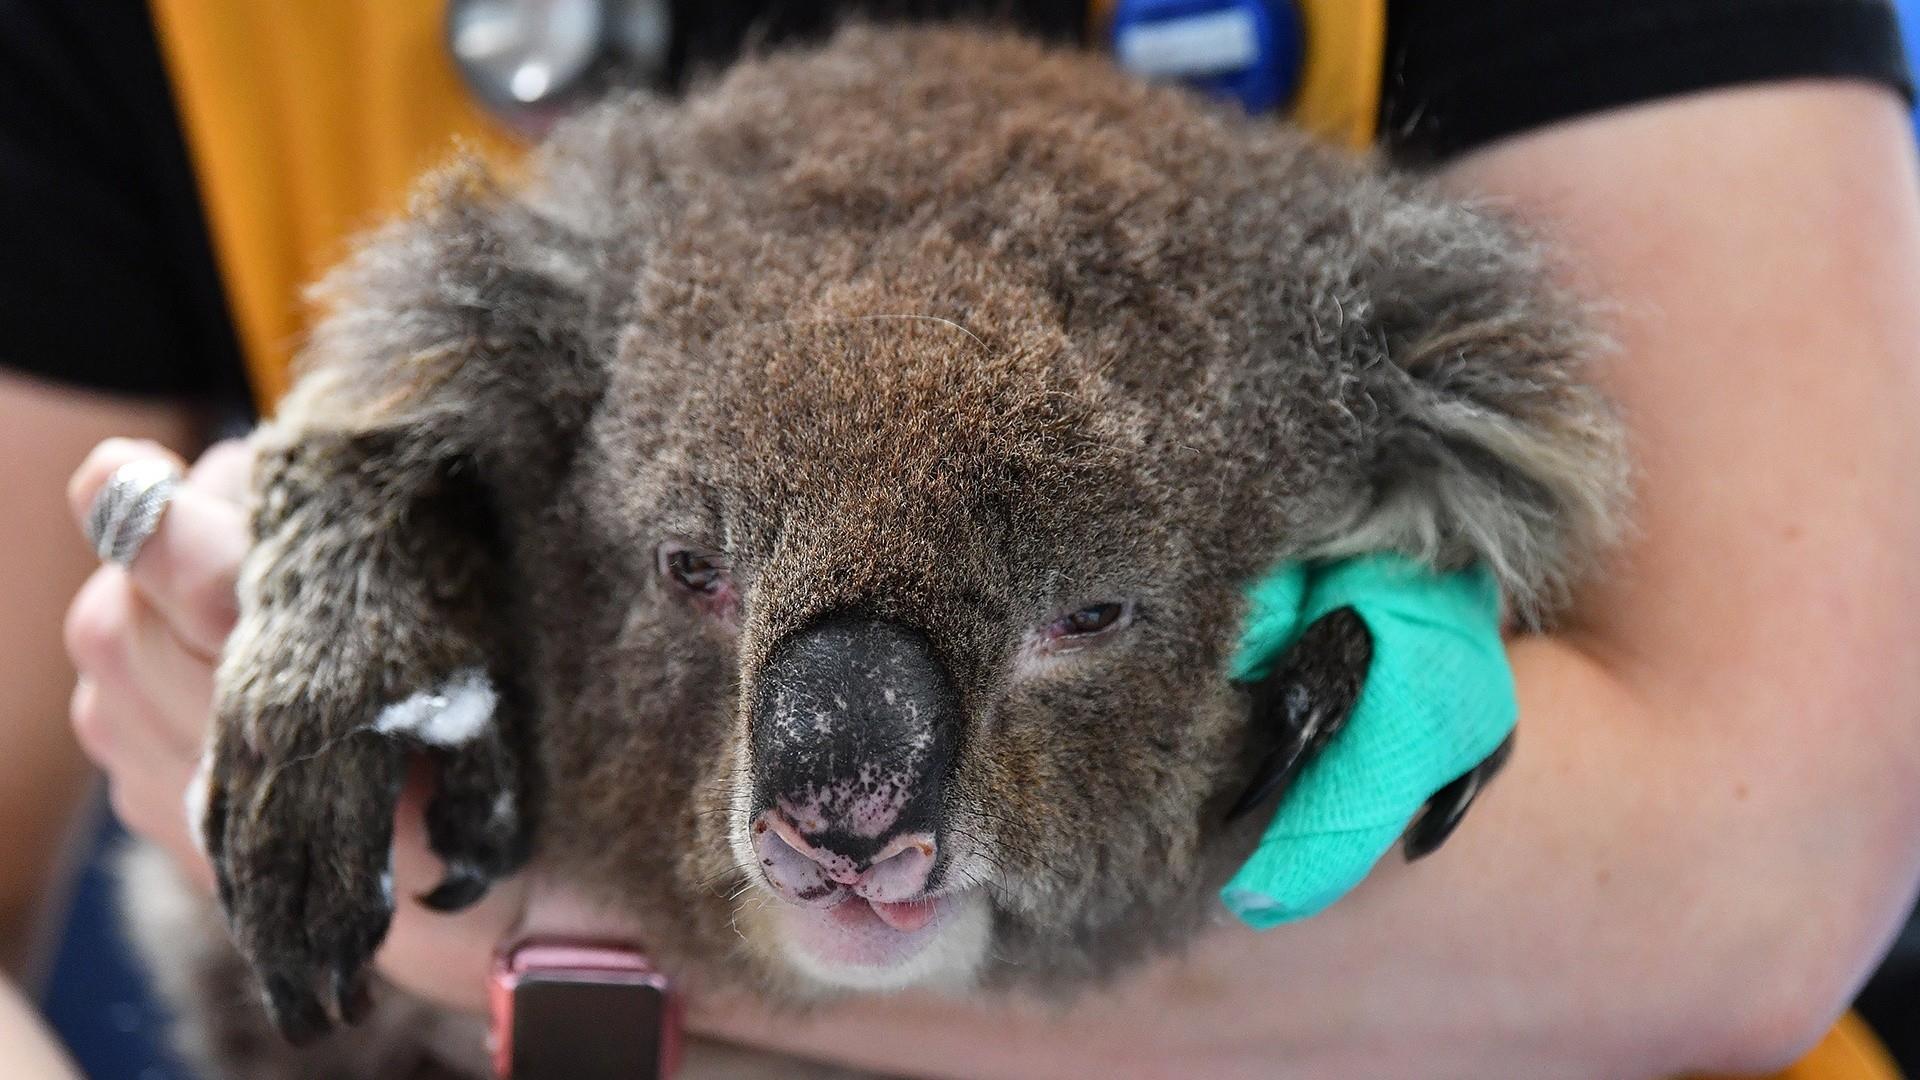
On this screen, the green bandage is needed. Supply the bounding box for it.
[1220,554,1516,929]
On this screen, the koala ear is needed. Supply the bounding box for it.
[1313,189,1627,623]
[281,158,611,492]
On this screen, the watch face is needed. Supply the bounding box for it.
[508,974,670,1078]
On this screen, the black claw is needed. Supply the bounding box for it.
[417,863,493,912]
[1402,733,1516,861]
[212,865,236,920]
[1228,607,1373,822]
[263,970,331,1046]
[327,913,387,1027]
[202,779,229,863]
[332,966,374,1027]
[1226,723,1317,821]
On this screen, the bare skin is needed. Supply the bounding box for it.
[0,371,199,980]
[0,972,80,1080]
[54,79,1920,1078]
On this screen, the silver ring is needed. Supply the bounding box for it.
[84,459,181,567]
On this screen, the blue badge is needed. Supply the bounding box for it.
[1897,0,1920,139]
[1110,0,1304,114]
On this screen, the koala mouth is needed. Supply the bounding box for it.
[774,892,957,964]
[854,894,942,933]
[765,887,991,990]
[748,809,991,987]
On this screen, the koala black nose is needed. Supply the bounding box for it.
[748,617,958,901]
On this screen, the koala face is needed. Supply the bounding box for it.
[532,308,1270,993]
[200,26,1622,1041]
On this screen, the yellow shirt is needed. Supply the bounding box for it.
[149,0,1383,413]
[143,4,1900,1077]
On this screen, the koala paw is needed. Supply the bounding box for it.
[203,669,531,1044]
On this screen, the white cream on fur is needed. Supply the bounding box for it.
[373,669,497,746]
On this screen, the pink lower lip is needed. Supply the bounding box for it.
[868,897,938,933]
[776,893,954,969]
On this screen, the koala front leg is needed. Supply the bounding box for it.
[203,428,533,1043]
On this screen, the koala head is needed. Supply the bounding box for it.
[227,27,1623,1028]
[571,305,1276,993]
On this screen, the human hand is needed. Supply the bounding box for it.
[63,437,524,1016]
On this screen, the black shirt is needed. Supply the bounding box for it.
[0,0,1909,402]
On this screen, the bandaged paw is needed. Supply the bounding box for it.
[1222,555,1517,928]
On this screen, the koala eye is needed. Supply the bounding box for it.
[1016,600,1137,674]
[1046,601,1132,642]
[658,543,730,594]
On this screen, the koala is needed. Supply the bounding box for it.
[119,24,1625,1080]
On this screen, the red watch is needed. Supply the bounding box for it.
[488,939,683,1079]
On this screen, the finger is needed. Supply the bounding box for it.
[389,761,445,898]
[69,679,112,765]
[65,567,143,745]
[187,438,255,506]
[122,587,219,752]
[69,439,247,657]
[376,870,526,1015]
[83,685,209,892]
[69,624,203,851]
[81,678,198,799]
[68,438,186,513]
[64,568,208,756]
[106,762,213,893]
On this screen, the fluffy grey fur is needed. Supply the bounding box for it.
[121,25,1625,1078]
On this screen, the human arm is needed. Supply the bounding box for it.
[0,969,81,1080]
[0,0,255,979]
[0,375,198,978]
